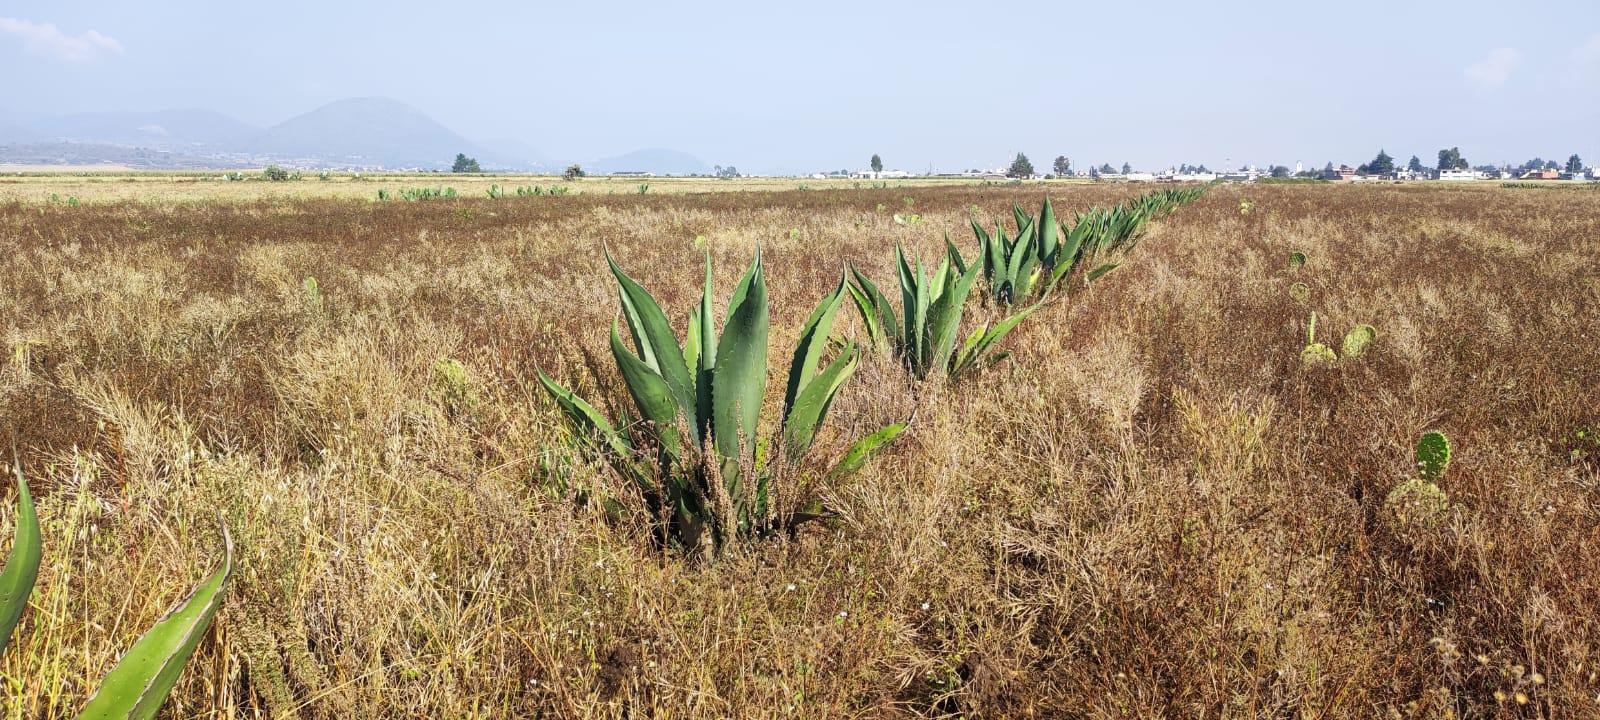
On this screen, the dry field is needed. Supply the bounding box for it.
[0,180,1597,718]
[0,172,998,205]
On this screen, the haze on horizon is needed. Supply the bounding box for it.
[3,0,1597,175]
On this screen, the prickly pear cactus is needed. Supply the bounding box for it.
[1301,312,1337,365]
[1342,324,1376,358]
[1384,477,1451,530]
[1288,251,1306,271]
[1289,282,1310,304]
[1415,430,1451,481]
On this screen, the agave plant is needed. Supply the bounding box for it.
[538,252,904,553]
[961,188,1206,305]
[2,461,232,718]
[847,246,1034,382]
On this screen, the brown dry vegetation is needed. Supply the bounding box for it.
[0,182,1597,718]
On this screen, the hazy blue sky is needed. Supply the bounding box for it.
[3,1,1597,173]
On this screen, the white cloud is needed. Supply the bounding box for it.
[1464,47,1519,88]
[1571,33,1600,86]
[0,16,123,63]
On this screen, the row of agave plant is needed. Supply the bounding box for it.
[0,188,1203,713]
[540,188,1205,550]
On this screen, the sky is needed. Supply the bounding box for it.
[2,0,1597,174]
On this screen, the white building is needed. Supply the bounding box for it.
[1436,168,1482,181]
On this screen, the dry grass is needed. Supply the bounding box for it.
[0,181,1597,718]
[0,172,1011,205]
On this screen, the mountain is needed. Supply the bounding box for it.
[34,109,258,150]
[244,97,505,170]
[0,141,249,169]
[588,148,710,175]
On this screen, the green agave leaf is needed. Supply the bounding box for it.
[711,252,769,462]
[76,526,233,720]
[1036,197,1059,265]
[953,305,1038,377]
[944,234,967,275]
[1085,262,1119,283]
[829,423,908,479]
[925,261,983,377]
[695,255,717,441]
[782,344,859,457]
[951,323,987,375]
[536,370,635,462]
[610,322,684,460]
[895,246,921,365]
[606,253,697,429]
[684,307,701,379]
[785,273,848,420]
[844,280,884,350]
[848,265,900,351]
[1,461,41,657]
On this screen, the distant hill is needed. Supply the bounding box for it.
[35,109,258,150]
[244,97,510,170]
[588,148,710,176]
[0,141,249,169]
[1,98,559,171]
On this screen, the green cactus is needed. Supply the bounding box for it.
[1288,282,1310,304]
[1415,430,1451,482]
[1301,312,1337,365]
[1342,324,1376,358]
[1288,251,1307,271]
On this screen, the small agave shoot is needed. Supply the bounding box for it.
[539,252,904,554]
[848,246,1033,383]
[2,461,233,718]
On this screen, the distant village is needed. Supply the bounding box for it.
[808,150,1597,184]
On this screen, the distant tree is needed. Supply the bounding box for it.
[1407,155,1424,173]
[1007,153,1034,178]
[1437,147,1466,170]
[1053,155,1071,176]
[1543,159,1560,170]
[1568,154,1585,173]
[262,165,293,182]
[717,165,739,179]
[452,153,481,173]
[1121,162,1132,174]
[1356,163,1371,175]
[870,154,883,173]
[1367,149,1395,175]
[1270,165,1290,178]
[1099,163,1116,174]
[1323,161,1334,173]
[563,164,585,180]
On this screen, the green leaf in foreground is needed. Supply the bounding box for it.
[1,460,42,657]
[77,526,234,720]
[830,423,908,479]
